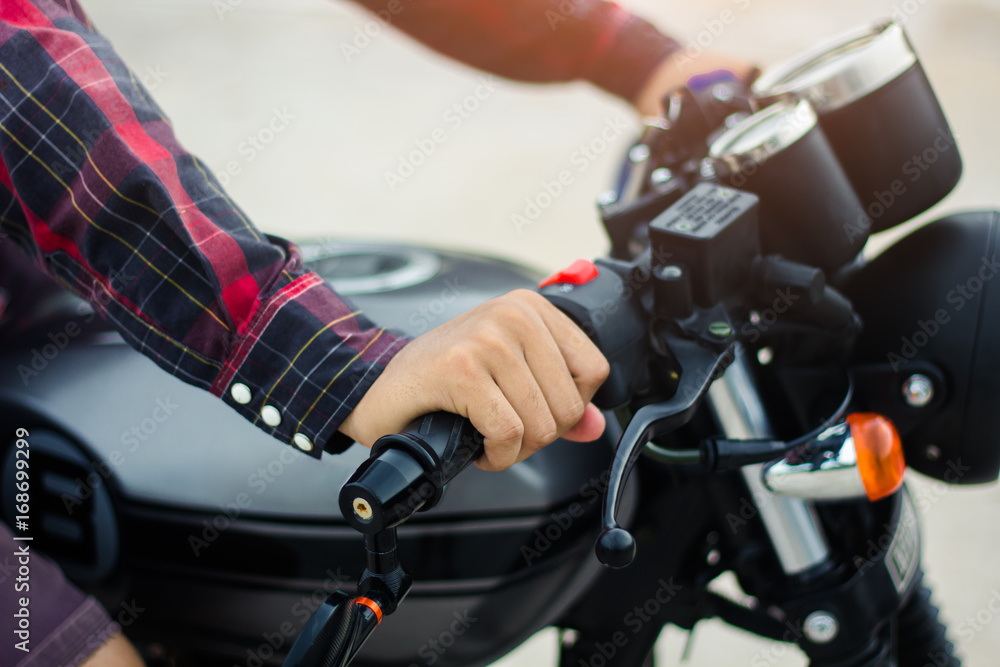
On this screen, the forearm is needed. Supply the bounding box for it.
[0,0,406,456]
[350,0,681,103]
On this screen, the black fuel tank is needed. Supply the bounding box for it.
[0,242,633,666]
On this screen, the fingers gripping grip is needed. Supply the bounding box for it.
[339,263,647,536]
[339,413,484,533]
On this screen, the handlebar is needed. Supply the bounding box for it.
[338,182,858,554]
[339,251,654,535]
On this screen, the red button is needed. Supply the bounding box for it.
[538,259,599,288]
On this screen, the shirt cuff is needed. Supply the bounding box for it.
[210,271,409,458]
[581,13,682,104]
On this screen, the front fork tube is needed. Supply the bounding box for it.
[707,351,831,576]
[707,350,927,665]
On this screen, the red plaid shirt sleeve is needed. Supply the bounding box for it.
[0,0,676,457]
[350,0,680,102]
[0,0,408,457]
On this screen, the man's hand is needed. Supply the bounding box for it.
[634,51,757,118]
[339,289,610,471]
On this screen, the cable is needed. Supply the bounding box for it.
[784,372,854,450]
[707,372,855,470]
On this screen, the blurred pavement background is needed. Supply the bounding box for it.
[80,1,1000,664]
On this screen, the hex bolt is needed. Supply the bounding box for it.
[629,144,651,163]
[757,347,775,365]
[902,374,934,408]
[708,322,733,339]
[699,159,717,180]
[352,498,373,521]
[651,168,673,185]
[659,265,683,280]
[560,629,580,649]
[597,191,618,206]
[712,82,735,103]
[803,611,839,644]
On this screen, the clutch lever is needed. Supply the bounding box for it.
[596,334,735,568]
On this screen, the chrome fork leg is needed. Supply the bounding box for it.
[707,349,830,575]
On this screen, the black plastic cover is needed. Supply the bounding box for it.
[648,183,760,306]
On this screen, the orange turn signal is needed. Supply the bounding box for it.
[847,413,906,501]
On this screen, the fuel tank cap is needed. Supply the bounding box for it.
[299,244,442,295]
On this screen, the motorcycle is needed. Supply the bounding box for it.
[1,18,997,667]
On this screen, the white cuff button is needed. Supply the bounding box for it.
[292,433,314,452]
[261,405,282,427]
[230,382,252,405]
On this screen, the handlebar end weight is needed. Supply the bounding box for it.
[339,447,430,534]
[339,413,486,534]
[596,527,636,569]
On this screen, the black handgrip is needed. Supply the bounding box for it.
[339,413,484,534]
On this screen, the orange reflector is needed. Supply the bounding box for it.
[847,413,905,501]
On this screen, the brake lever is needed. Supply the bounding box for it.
[596,334,735,568]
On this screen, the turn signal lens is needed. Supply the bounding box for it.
[847,413,905,501]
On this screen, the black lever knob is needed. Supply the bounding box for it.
[596,527,637,569]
